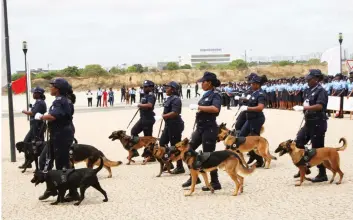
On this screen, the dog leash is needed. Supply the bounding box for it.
[231,105,241,128]
[127,109,140,129]
[43,122,52,173]
[157,118,163,139]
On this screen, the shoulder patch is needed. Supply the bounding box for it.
[55,97,62,100]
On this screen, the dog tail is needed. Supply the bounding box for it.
[336,138,347,152]
[103,156,123,167]
[94,157,104,174]
[264,138,277,160]
[260,126,265,135]
[237,163,256,177]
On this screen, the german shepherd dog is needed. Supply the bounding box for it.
[16,141,45,173]
[176,138,256,197]
[70,139,122,178]
[275,138,347,186]
[31,157,108,206]
[108,130,157,165]
[217,123,277,169]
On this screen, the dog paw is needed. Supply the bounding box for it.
[184,192,192,197]
[336,182,341,185]
[21,170,25,173]
[211,189,215,193]
[156,175,161,177]
[329,180,334,184]
[74,202,80,206]
[103,199,108,202]
[295,183,301,187]
[232,193,238,196]
[107,175,112,178]
[50,202,59,205]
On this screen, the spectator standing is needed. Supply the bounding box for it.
[130,87,136,104]
[102,89,108,107]
[139,86,144,102]
[97,88,102,107]
[108,88,114,106]
[121,86,126,103]
[86,89,93,107]
[186,83,191,99]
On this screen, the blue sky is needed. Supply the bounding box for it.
[6,0,353,71]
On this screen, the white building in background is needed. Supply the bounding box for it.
[189,48,231,67]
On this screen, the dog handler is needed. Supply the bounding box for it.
[130,80,156,157]
[159,81,185,174]
[35,78,76,200]
[20,87,47,169]
[184,71,222,191]
[237,74,268,167]
[293,69,328,182]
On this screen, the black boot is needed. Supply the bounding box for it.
[64,189,80,202]
[293,168,311,178]
[247,150,264,167]
[131,149,139,158]
[182,175,201,188]
[311,164,328,182]
[38,182,57,200]
[18,163,32,169]
[171,160,185,174]
[202,170,222,191]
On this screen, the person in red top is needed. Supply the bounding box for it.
[103,89,108,107]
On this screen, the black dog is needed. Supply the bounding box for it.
[16,141,45,173]
[31,157,108,206]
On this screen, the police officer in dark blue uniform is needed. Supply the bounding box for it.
[182,72,222,191]
[293,69,328,182]
[131,80,156,156]
[238,74,268,167]
[35,78,76,200]
[20,87,47,169]
[160,81,185,174]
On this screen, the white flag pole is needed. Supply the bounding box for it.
[27,62,31,107]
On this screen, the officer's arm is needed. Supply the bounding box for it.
[138,95,154,109]
[41,114,56,121]
[163,99,181,119]
[304,90,326,111]
[247,94,265,112]
[199,94,221,113]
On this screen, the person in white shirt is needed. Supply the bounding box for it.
[186,83,191,99]
[139,87,144,102]
[130,87,136,104]
[86,89,93,107]
[97,88,103,107]
[157,85,164,103]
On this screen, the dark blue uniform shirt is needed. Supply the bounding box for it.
[196,90,221,122]
[48,96,73,133]
[140,92,156,119]
[163,95,183,124]
[30,99,47,120]
[246,89,265,119]
[304,85,328,120]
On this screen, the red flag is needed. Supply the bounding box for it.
[12,74,27,94]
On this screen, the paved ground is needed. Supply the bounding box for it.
[2,107,353,220]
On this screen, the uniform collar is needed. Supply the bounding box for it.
[202,90,213,98]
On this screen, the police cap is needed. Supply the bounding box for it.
[143,80,155,87]
[50,78,70,94]
[305,69,323,80]
[164,81,179,90]
[32,86,45,94]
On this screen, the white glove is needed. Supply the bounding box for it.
[34,113,43,120]
[246,95,251,99]
[18,109,25,113]
[303,100,310,107]
[234,96,240,100]
[239,105,248,112]
[132,103,139,107]
[189,104,199,110]
[154,115,162,122]
[293,105,304,111]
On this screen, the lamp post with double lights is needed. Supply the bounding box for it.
[22,41,30,121]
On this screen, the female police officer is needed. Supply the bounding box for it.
[183,71,222,191]
[159,81,185,174]
[20,86,47,169]
[237,74,268,167]
[293,69,328,182]
[35,78,75,200]
[130,80,156,157]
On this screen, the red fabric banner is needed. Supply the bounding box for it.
[12,74,27,94]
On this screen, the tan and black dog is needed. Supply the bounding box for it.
[275,138,347,186]
[108,130,157,165]
[217,123,276,169]
[175,138,256,197]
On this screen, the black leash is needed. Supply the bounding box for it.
[127,109,140,129]
[231,105,241,128]
[157,118,163,139]
[43,122,51,173]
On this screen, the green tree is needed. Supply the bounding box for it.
[278,60,294,66]
[82,64,108,76]
[179,64,192,69]
[307,58,321,65]
[11,73,25,81]
[127,65,138,73]
[133,64,144,73]
[228,59,248,69]
[143,67,149,72]
[195,62,212,70]
[62,66,81,77]
[109,66,126,74]
[166,62,179,70]
[248,61,258,67]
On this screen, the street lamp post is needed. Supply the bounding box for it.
[22,41,29,121]
[338,33,343,73]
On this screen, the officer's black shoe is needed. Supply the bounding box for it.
[18,163,32,169]
[38,190,57,200]
[293,168,311,178]
[171,167,185,174]
[202,181,222,191]
[311,174,328,183]
[247,151,256,164]
[182,177,201,188]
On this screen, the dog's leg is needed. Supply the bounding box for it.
[185,170,198,196]
[21,160,31,173]
[34,157,39,172]
[228,171,240,196]
[74,186,88,206]
[295,167,306,187]
[105,166,112,178]
[236,174,244,193]
[237,151,248,168]
[156,159,163,177]
[127,151,133,165]
[327,158,344,185]
[91,182,108,203]
[51,190,65,205]
[200,172,214,193]
[166,162,172,174]
[323,160,335,184]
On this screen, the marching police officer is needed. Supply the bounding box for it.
[35,78,76,200]
[183,72,222,191]
[131,80,156,157]
[20,86,47,169]
[160,81,185,174]
[237,74,268,167]
[293,69,328,182]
